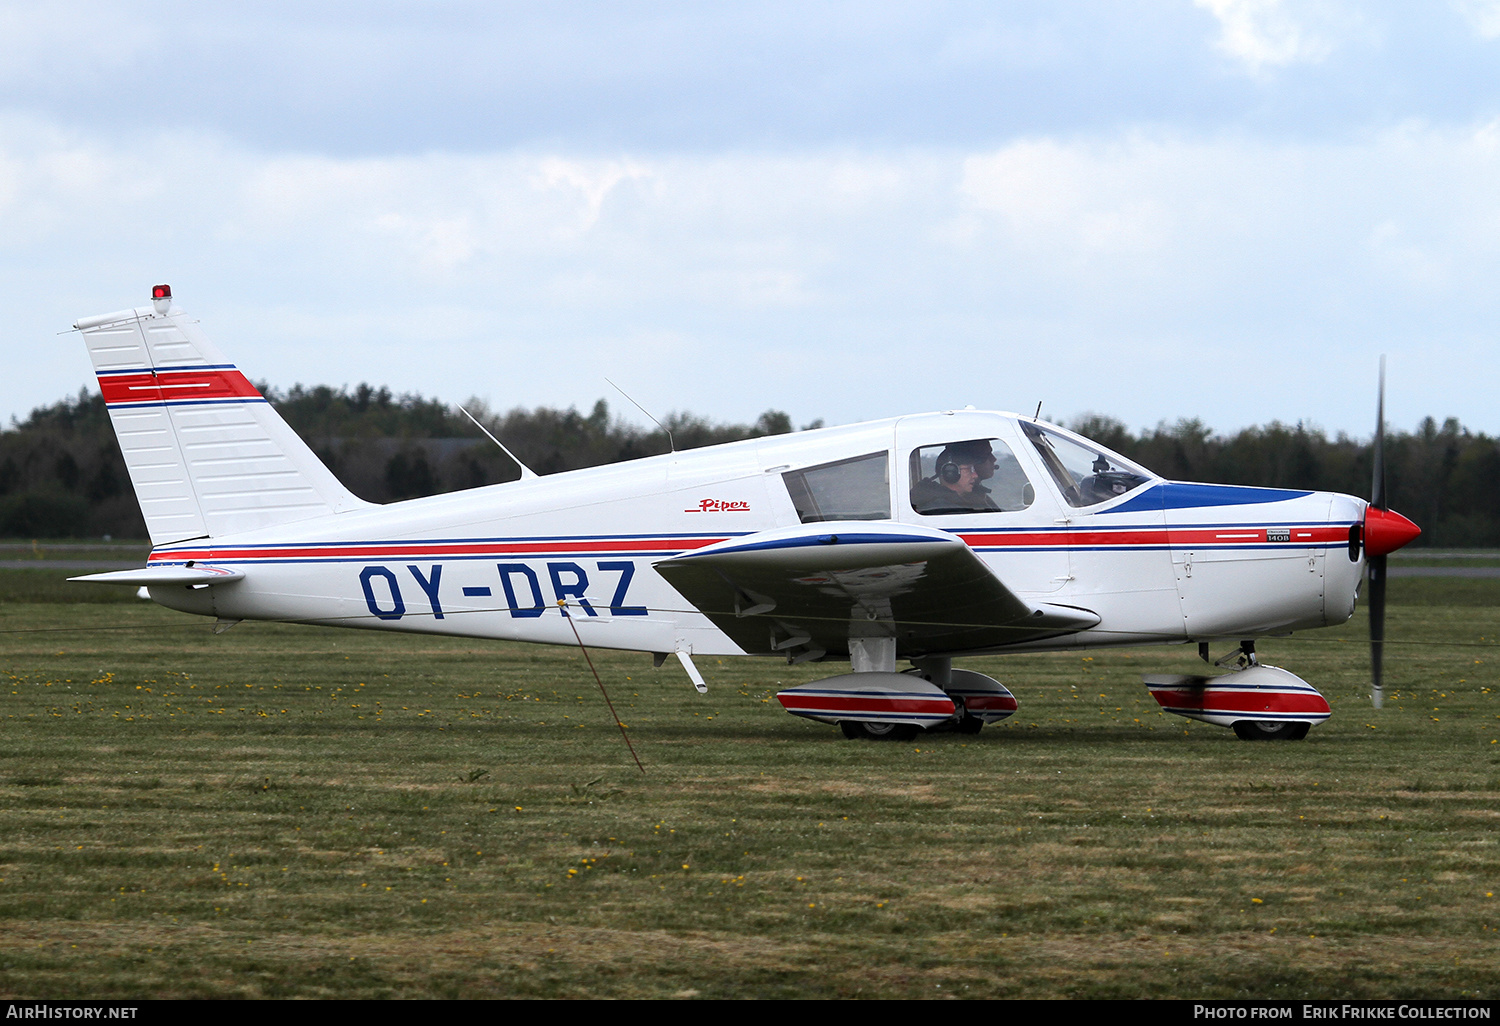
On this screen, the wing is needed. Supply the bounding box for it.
[653,522,1097,660]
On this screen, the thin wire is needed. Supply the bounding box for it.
[604,377,674,454]
[557,599,645,774]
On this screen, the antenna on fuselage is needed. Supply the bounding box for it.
[605,377,675,454]
[457,405,538,480]
[1033,402,1043,421]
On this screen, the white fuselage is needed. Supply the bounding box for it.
[143,410,1368,661]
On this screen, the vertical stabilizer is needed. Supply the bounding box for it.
[75,287,369,545]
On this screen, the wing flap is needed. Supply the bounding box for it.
[654,522,1097,657]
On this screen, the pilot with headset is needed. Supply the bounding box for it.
[910,439,1002,514]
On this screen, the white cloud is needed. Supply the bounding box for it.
[959,138,1174,262]
[1193,0,1336,71]
[7,115,1500,437]
[0,2,159,87]
[1453,0,1500,39]
[535,158,653,235]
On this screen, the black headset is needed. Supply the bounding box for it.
[937,442,990,484]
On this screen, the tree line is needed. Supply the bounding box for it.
[0,384,810,539]
[1073,413,1500,547]
[1,384,1495,546]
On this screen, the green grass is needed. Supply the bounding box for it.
[1393,550,1500,568]
[1378,577,1500,607]
[0,570,145,604]
[0,573,1496,998]
[0,539,150,559]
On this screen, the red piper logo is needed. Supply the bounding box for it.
[686,499,751,513]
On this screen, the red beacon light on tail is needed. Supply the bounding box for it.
[151,284,172,315]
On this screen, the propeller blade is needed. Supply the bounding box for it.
[1372,356,1386,511]
[1368,356,1400,709]
[1369,552,1386,709]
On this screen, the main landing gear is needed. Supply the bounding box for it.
[840,720,920,741]
[837,705,984,741]
[775,658,1019,741]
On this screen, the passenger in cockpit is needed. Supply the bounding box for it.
[910,440,1002,514]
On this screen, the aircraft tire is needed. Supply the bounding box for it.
[956,714,984,735]
[839,720,919,741]
[1232,720,1310,741]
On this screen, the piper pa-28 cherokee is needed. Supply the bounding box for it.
[71,286,1422,742]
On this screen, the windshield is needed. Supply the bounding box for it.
[1019,422,1153,508]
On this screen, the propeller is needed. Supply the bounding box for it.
[1369,359,1388,708]
[1363,357,1421,708]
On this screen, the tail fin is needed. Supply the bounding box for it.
[76,287,369,546]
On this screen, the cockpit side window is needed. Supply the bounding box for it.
[1019,422,1151,508]
[782,452,891,523]
[909,437,1034,516]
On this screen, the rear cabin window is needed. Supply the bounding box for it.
[782,452,891,523]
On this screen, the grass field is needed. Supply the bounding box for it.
[0,572,1496,999]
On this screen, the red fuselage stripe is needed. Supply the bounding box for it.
[958,526,1349,548]
[149,537,728,563]
[150,523,1352,564]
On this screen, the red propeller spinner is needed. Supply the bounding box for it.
[1363,505,1420,558]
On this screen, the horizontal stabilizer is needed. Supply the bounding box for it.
[69,565,245,587]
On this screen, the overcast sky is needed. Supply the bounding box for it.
[6,1,1500,439]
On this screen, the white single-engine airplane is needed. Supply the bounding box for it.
[71,287,1422,742]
